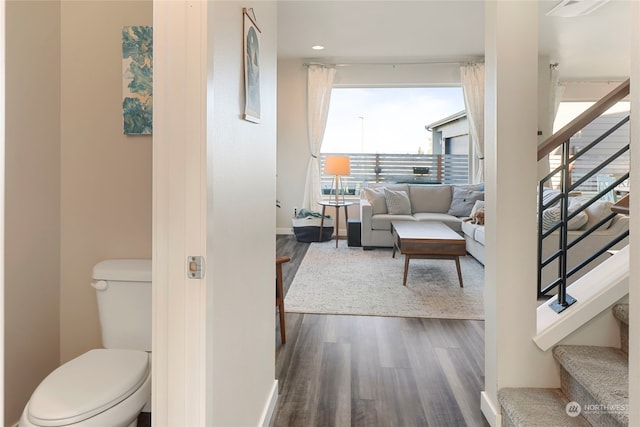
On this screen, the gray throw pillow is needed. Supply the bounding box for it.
[384,189,411,215]
[448,187,484,217]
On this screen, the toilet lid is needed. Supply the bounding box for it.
[28,349,150,426]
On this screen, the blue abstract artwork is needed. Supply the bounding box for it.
[122,26,152,135]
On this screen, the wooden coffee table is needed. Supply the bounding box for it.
[391,221,466,287]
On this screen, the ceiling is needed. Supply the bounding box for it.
[277,0,631,81]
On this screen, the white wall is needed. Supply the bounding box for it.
[334,62,462,87]
[5,2,60,423]
[207,2,278,425]
[483,2,553,425]
[60,0,152,363]
[5,1,152,424]
[628,3,639,424]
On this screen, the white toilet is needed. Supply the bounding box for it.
[20,259,152,427]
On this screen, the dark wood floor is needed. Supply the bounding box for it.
[272,235,489,427]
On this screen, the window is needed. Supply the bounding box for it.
[320,87,469,193]
[322,87,465,154]
[552,101,630,195]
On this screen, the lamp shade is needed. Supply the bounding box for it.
[324,156,351,175]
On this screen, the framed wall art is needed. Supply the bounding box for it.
[243,8,261,123]
[122,25,153,135]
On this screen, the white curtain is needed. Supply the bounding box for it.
[541,63,565,183]
[302,64,336,211]
[549,63,565,133]
[460,63,485,183]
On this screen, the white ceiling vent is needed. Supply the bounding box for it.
[546,0,610,17]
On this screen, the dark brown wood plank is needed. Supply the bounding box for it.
[273,235,489,427]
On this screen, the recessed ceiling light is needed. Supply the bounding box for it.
[311,45,325,51]
[546,0,610,17]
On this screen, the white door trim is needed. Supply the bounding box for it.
[152,1,208,425]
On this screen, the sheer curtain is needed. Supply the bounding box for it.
[540,63,565,181]
[460,63,485,183]
[549,63,565,133]
[302,64,336,211]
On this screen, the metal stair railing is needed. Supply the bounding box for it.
[537,114,630,313]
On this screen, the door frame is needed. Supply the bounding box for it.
[152,1,208,424]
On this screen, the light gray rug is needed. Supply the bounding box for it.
[285,240,485,319]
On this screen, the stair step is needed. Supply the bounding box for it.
[554,345,628,426]
[498,388,590,426]
[613,303,629,354]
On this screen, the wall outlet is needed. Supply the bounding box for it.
[293,207,298,218]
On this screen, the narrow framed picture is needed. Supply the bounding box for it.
[122,26,153,135]
[243,8,261,123]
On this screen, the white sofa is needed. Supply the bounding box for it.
[359,183,483,249]
[461,199,629,289]
[360,183,629,290]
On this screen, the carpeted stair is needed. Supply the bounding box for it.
[499,303,629,426]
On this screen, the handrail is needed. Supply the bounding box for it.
[537,109,630,311]
[537,79,630,161]
[612,194,629,215]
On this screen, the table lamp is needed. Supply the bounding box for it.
[324,155,351,204]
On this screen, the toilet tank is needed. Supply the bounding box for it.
[92,259,152,351]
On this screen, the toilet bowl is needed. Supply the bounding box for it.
[20,349,150,427]
[20,259,152,427]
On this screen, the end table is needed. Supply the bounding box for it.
[318,201,354,248]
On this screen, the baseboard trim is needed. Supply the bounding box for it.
[260,380,279,427]
[481,391,501,427]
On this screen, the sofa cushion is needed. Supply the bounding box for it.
[583,200,615,230]
[461,220,476,238]
[461,221,485,244]
[455,183,484,192]
[412,213,463,233]
[408,185,452,214]
[363,187,387,215]
[447,187,484,217]
[474,225,485,245]
[542,198,588,232]
[384,189,412,214]
[371,214,416,231]
[368,183,409,193]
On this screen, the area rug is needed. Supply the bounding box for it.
[285,240,485,320]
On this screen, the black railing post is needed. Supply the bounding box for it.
[549,140,577,313]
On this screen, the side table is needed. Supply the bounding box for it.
[318,201,353,248]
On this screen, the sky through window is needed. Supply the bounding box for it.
[322,87,465,154]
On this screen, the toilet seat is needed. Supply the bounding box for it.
[27,349,149,427]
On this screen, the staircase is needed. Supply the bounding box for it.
[499,303,629,426]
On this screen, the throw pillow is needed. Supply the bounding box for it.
[470,200,485,217]
[448,187,484,217]
[363,187,387,215]
[583,200,615,230]
[541,187,561,209]
[541,198,588,232]
[384,188,411,215]
[567,198,588,230]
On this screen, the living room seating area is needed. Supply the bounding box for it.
[360,183,630,283]
[359,182,484,251]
